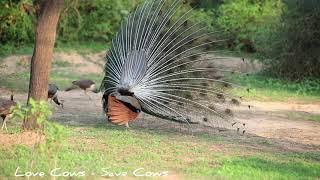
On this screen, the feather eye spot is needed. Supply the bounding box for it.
[216,93,224,99]
[231,98,240,105]
[225,108,233,116]
[203,117,208,122]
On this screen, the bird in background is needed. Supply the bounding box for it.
[48,84,64,108]
[100,0,247,130]
[0,94,17,131]
[65,79,99,99]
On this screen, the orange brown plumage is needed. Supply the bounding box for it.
[107,95,140,125]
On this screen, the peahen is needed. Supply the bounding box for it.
[100,0,246,130]
[48,84,64,108]
[0,94,17,131]
[65,79,99,94]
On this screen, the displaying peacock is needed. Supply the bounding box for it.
[100,0,246,130]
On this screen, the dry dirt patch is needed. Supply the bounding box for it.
[54,52,104,74]
[0,131,44,146]
[234,101,320,147]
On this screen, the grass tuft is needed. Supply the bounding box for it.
[228,74,320,102]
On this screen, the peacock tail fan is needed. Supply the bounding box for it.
[100,0,250,131]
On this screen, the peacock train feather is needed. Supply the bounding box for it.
[100,0,247,130]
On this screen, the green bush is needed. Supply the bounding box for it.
[260,0,320,80]
[217,0,284,51]
[0,0,35,45]
[13,99,52,127]
[190,9,218,32]
[0,0,141,49]
[59,0,141,42]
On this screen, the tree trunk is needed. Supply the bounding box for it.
[23,0,64,130]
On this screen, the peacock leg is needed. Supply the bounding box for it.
[1,117,7,131]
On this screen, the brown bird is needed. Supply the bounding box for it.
[65,79,99,99]
[66,79,99,93]
[0,94,17,131]
[48,84,63,108]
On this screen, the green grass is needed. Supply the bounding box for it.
[0,126,319,179]
[50,72,103,90]
[287,112,320,122]
[55,41,108,55]
[0,71,102,92]
[0,41,108,58]
[305,114,320,122]
[228,74,320,102]
[52,60,72,68]
[0,43,34,58]
[216,156,320,180]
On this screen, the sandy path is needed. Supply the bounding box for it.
[235,101,320,147]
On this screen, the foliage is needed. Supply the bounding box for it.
[58,0,141,42]
[0,0,35,45]
[12,99,66,170]
[13,99,64,139]
[12,98,65,146]
[0,0,140,51]
[259,0,320,80]
[217,0,284,51]
[12,99,52,127]
[189,9,218,32]
[188,0,223,9]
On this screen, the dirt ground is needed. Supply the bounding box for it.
[0,53,319,151]
[1,85,319,151]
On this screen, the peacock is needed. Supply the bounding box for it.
[65,79,99,94]
[100,0,246,130]
[65,79,99,100]
[48,84,64,108]
[0,94,17,131]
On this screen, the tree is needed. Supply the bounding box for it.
[259,0,320,80]
[23,0,64,130]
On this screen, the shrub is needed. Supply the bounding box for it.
[58,0,141,42]
[217,0,284,52]
[260,0,320,80]
[0,0,35,45]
